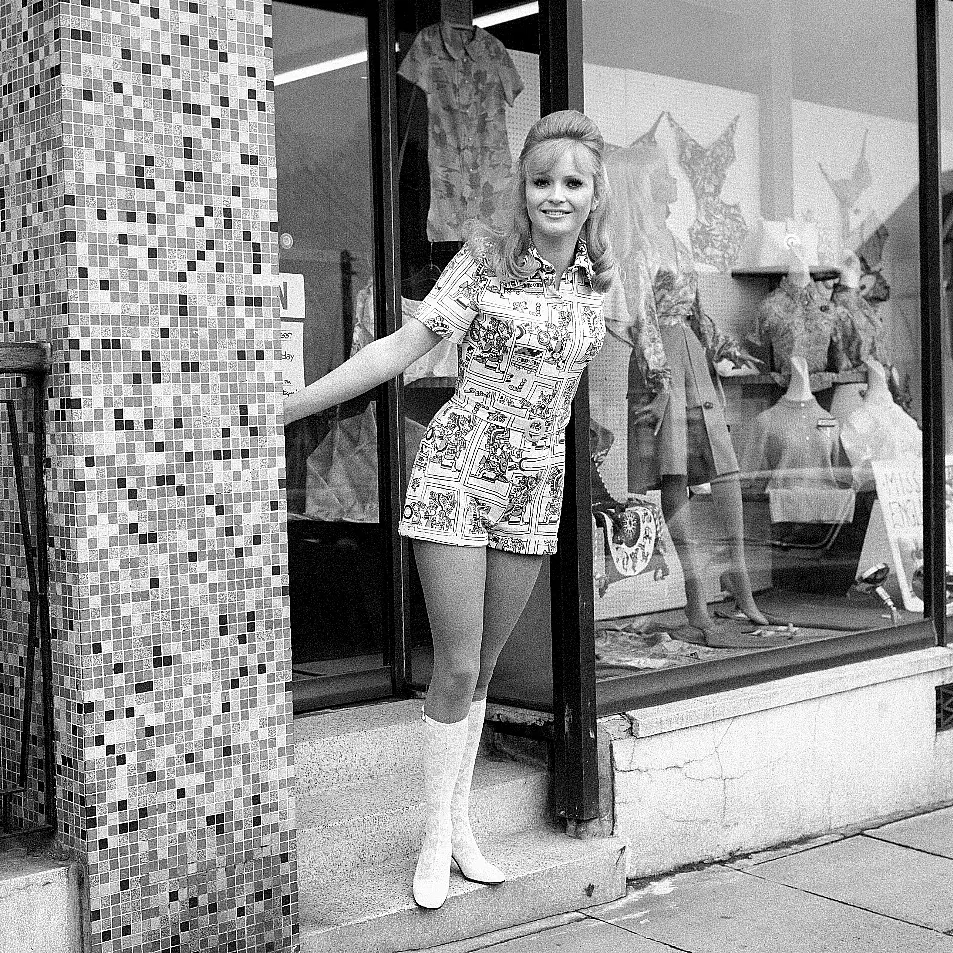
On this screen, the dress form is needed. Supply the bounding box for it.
[784,355,813,403]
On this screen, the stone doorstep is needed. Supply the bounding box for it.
[296,827,628,953]
[0,844,84,953]
[604,645,953,739]
[295,757,552,879]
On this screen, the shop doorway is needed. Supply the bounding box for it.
[274,1,395,712]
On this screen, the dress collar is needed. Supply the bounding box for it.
[527,239,595,280]
[439,22,482,61]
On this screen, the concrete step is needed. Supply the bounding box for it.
[296,752,551,878]
[0,838,83,953]
[293,700,426,792]
[297,826,628,953]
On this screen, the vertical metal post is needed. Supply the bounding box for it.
[916,0,947,645]
[368,0,412,689]
[540,0,602,824]
[32,373,56,827]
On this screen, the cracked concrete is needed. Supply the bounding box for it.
[603,650,953,880]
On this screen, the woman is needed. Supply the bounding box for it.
[605,130,792,647]
[284,110,615,909]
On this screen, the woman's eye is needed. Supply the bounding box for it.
[533,178,549,188]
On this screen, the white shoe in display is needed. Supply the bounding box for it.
[413,710,470,909]
[450,698,506,885]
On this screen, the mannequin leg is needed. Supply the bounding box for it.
[709,473,769,626]
[660,474,713,631]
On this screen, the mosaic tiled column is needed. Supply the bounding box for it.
[1,1,297,951]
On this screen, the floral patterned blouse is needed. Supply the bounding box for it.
[398,23,523,242]
[607,235,737,392]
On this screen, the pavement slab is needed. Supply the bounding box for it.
[753,834,953,932]
[454,915,680,952]
[586,865,953,953]
[724,832,844,869]
[865,806,953,860]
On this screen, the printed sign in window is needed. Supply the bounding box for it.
[279,273,305,396]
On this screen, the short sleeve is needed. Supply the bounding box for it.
[397,32,427,90]
[498,47,524,106]
[411,246,481,343]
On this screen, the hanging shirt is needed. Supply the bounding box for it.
[739,396,855,524]
[398,23,524,242]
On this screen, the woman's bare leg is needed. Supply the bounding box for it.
[472,548,545,700]
[661,474,713,631]
[709,473,768,625]
[413,540,487,723]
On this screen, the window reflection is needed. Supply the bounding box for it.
[584,0,924,675]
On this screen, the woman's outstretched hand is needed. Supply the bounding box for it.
[281,318,442,427]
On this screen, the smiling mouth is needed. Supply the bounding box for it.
[542,210,570,217]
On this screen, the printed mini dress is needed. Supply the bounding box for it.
[399,241,605,555]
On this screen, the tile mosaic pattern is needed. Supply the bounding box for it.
[3,0,297,950]
[0,0,66,832]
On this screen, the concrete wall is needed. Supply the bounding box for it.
[605,647,953,879]
[0,1,296,950]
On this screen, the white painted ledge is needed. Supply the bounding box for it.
[602,646,953,740]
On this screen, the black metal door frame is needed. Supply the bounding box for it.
[917,0,947,645]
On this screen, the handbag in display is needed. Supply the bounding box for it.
[590,421,668,596]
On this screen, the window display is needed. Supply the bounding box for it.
[584,0,924,676]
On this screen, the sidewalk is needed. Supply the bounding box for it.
[425,804,953,952]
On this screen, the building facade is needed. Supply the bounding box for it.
[2,1,953,951]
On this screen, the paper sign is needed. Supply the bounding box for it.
[868,457,924,612]
[278,273,305,396]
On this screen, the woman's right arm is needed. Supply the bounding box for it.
[283,317,442,426]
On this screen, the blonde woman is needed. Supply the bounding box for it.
[285,110,615,908]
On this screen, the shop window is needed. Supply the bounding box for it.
[583,0,925,686]
[273,2,391,710]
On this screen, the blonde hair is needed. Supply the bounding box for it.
[604,142,669,276]
[469,110,615,293]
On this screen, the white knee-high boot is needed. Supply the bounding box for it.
[450,698,505,884]
[413,710,470,909]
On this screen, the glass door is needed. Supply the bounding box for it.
[274,1,393,712]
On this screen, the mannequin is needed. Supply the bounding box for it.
[830,251,884,421]
[839,357,921,491]
[784,355,813,403]
[606,130,791,647]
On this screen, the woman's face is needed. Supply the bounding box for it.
[648,161,677,205]
[524,143,596,247]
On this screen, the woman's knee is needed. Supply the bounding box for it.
[431,653,481,697]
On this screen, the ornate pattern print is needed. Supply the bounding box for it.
[399,242,600,555]
[668,113,749,272]
[755,276,842,377]
[398,23,523,242]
